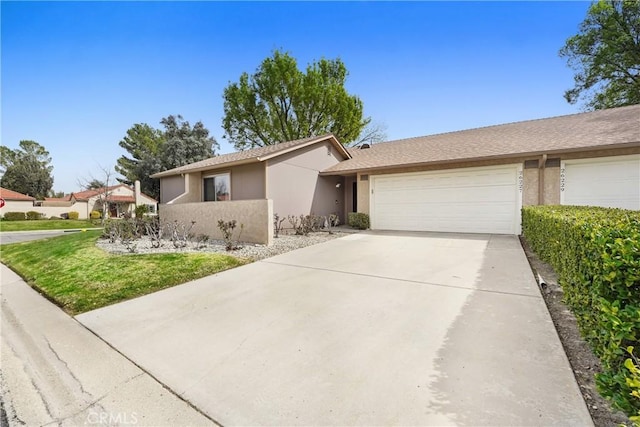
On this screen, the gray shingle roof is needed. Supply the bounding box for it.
[325,105,640,174]
[151,134,343,178]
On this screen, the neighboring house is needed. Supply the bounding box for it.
[70,183,158,219]
[0,187,36,214]
[0,182,157,220]
[153,105,640,244]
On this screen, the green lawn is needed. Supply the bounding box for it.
[0,231,246,314]
[0,219,98,232]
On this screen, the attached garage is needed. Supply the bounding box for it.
[562,155,640,210]
[370,165,522,234]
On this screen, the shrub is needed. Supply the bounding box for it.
[49,216,61,220]
[135,205,148,218]
[3,212,25,221]
[26,211,42,220]
[273,213,286,238]
[90,210,102,220]
[68,211,80,220]
[218,219,243,251]
[348,212,370,230]
[522,205,640,417]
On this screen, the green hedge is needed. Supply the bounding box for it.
[522,205,640,417]
[90,210,102,220]
[2,212,26,221]
[26,211,42,220]
[68,211,80,220]
[348,212,370,230]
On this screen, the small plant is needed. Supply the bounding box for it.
[3,212,26,221]
[218,219,242,251]
[273,213,286,238]
[322,213,341,234]
[144,216,164,248]
[348,212,370,230]
[26,211,42,220]
[167,220,195,248]
[194,234,210,250]
[68,211,80,220]
[90,210,102,220]
[288,214,320,236]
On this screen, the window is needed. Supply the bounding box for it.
[203,173,231,201]
[147,204,156,214]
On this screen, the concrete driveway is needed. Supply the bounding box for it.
[77,232,592,426]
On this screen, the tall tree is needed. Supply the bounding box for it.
[222,50,370,150]
[0,140,54,199]
[116,116,218,200]
[559,0,640,110]
[116,123,164,201]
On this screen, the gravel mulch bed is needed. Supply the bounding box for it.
[97,231,349,260]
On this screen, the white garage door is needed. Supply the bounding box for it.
[370,165,520,234]
[562,155,640,210]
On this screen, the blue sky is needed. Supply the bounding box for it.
[2,1,590,193]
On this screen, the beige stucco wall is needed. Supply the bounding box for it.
[0,200,90,219]
[543,167,560,205]
[522,168,538,206]
[357,173,370,215]
[231,162,265,200]
[161,175,185,203]
[267,141,344,221]
[160,199,273,245]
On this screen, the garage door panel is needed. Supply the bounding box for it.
[372,165,519,234]
[564,156,640,210]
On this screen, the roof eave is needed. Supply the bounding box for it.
[320,142,640,176]
[151,158,261,178]
[258,134,351,162]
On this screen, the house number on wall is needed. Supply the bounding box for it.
[518,170,523,192]
[560,168,566,192]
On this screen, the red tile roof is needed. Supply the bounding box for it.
[0,187,36,201]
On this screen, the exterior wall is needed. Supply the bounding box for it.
[231,162,265,200]
[266,141,344,221]
[0,200,90,219]
[543,167,561,205]
[522,168,538,206]
[161,175,185,203]
[357,173,370,215]
[160,199,273,245]
[163,163,266,205]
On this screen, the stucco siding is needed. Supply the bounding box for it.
[231,162,265,200]
[357,174,370,215]
[161,175,185,203]
[543,167,561,205]
[0,200,90,219]
[160,199,273,245]
[522,168,538,206]
[267,141,344,220]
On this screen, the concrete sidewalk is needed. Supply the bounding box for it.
[0,264,212,426]
[77,232,594,426]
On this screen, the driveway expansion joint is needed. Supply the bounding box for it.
[259,260,541,299]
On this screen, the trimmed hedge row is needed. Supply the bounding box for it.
[522,205,640,417]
